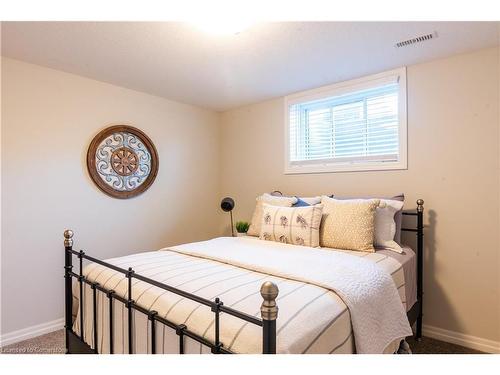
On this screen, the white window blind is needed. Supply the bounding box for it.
[285,68,407,174]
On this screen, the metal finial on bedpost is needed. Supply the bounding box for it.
[63,229,74,354]
[417,199,424,213]
[260,281,279,354]
[64,229,74,248]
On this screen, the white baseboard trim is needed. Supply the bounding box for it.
[1,318,498,353]
[0,318,64,348]
[423,324,500,354]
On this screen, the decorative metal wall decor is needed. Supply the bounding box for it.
[87,125,159,199]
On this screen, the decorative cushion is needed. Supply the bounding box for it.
[333,194,405,244]
[259,204,324,247]
[247,193,298,237]
[320,196,380,252]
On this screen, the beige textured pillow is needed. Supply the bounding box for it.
[320,196,380,252]
[259,204,323,247]
[247,193,298,236]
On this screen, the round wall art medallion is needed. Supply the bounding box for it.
[87,125,159,199]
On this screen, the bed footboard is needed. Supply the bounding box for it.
[63,230,279,354]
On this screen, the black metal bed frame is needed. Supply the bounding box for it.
[402,199,425,341]
[64,199,423,354]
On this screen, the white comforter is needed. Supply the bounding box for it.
[74,237,412,354]
[169,237,412,354]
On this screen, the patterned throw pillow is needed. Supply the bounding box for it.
[320,196,380,252]
[332,193,405,244]
[259,204,324,247]
[330,196,404,253]
[247,194,298,237]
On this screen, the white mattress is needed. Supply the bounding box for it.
[378,246,417,311]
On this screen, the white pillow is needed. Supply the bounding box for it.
[247,193,298,236]
[375,199,404,253]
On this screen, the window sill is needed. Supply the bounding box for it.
[284,160,407,174]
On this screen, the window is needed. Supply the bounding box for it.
[285,68,407,174]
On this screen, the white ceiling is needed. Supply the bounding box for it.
[1,22,498,111]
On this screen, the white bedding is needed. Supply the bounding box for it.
[73,237,412,354]
[169,237,412,353]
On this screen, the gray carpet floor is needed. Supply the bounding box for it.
[0,330,485,354]
[1,330,65,354]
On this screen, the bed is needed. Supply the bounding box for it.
[63,200,424,354]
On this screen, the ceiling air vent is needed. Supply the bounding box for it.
[395,32,438,48]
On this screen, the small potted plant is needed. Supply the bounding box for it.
[235,221,250,237]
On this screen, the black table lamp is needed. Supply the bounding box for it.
[220,197,235,237]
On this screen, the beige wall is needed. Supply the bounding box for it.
[220,47,500,343]
[2,47,500,347]
[0,58,222,334]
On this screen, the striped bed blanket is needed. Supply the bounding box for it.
[73,237,412,354]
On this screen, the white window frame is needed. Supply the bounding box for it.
[284,67,407,174]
